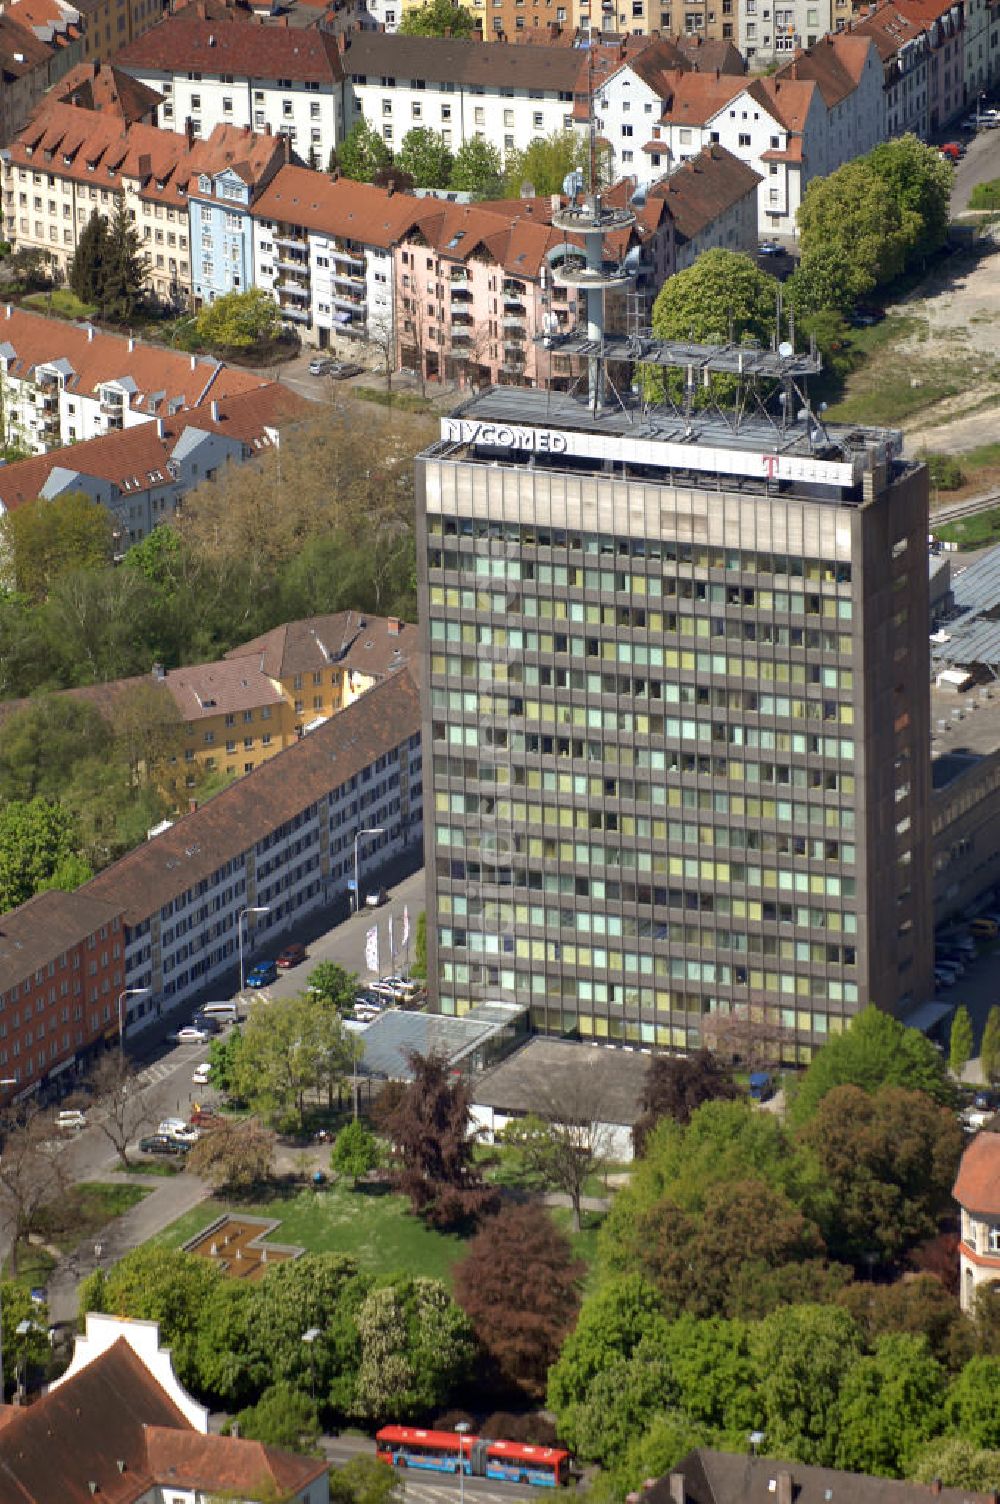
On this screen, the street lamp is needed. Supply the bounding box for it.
[301,1327,321,1401]
[117,988,150,1055]
[238,906,270,993]
[353,828,385,915]
[456,1420,471,1504]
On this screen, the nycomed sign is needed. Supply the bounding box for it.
[440,417,861,490]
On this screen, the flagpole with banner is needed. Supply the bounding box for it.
[365,923,379,978]
[402,905,411,976]
[388,913,396,969]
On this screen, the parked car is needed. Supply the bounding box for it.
[365,888,389,908]
[192,1062,213,1087]
[158,1116,197,1140]
[757,240,785,256]
[277,943,307,969]
[175,1025,211,1044]
[934,967,958,988]
[188,1106,219,1128]
[138,1134,189,1157]
[190,1013,221,1035]
[326,361,363,380]
[308,358,335,376]
[246,960,278,988]
[939,141,964,161]
[970,917,998,939]
[55,1109,86,1131]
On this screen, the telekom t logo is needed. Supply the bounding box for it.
[762,454,779,481]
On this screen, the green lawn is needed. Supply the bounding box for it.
[112,1158,182,1178]
[152,1180,469,1283]
[4,1182,149,1285]
[23,289,96,319]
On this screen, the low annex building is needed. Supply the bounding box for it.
[954,1129,1000,1312]
[3,1311,329,1503]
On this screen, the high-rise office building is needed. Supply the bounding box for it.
[415,232,931,1062]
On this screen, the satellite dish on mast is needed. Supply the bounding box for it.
[778,340,794,358]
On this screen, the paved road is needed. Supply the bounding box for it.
[951,122,1000,214]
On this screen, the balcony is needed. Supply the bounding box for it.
[331,245,365,270]
[332,290,366,310]
[273,231,307,250]
[280,304,310,323]
[502,315,526,331]
[276,281,310,298]
[450,269,470,284]
[503,296,526,314]
[451,330,474,346]
[276,255,309,274]
[450,284,474,302]
[451,309,474,327]
[502,278,526,295]
[332,268,365,288]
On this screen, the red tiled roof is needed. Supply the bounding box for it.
[0,381,308,511]
[116,13,345,83]
[144,1427,328,1496]
[774,32,875,106]
[0,307,267,417]
[749,74,817,132]
[659,68,746,124]
[649,143,761,240]
[229,610,414,679]
[55,61,164,121]
[253,164,440,248]
[0,12,52,78]
[953,1131,1000,1216]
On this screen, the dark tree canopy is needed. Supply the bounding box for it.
[453,1203,585,1399]
[634,1048,740,1151]
[386,1050,499,1228]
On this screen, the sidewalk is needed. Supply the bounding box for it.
[46,1168,212,1324]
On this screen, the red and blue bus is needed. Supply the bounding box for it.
[375,1425,571,1488]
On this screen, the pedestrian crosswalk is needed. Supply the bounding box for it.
[135,1060,182,1090]
[395,1481,534,1504]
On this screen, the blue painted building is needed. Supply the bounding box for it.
[186,132,291,309]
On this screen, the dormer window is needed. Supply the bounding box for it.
[198,175,212,193]
[24,145,33,157]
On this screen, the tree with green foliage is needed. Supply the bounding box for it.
[234,1382,321,1451]
[450,137,504,198]
[207,1025,244,1098]
[79,1246,222,1390]
[336,119,394,183]
[69,211,110,305]
[797,158,908,298]
[411,909,427,980]
[0,1280,49,1400]
[834,1333,946,1477]
[945,1356,1000,1447]
[193,1279,257,1406]
[981,1006,1000,1083]
[661,1314,757,1436]
[789,1005,954,1125]
[353,1276,475,1421]
[951,1005,975,1078]
[504,131,610,197]
[647,250,780,404]
[398,0,475,34]
[867,134,953,265]
[0,491,112,602]
[100,198,149,322]
[123,523,182,589]
[502,1105,608,1234]
[569,1336,677,1467]
[786,243,861,317]
[800,1084,964,1267]
[910,1438,1000,1490]
[194,288,281,350]
[230,992,353,1128]
[397,128,454,189]
[749,1303,863,1466]
[244,1253,371,1414]
[0,798,90,910]
[329,1455,405,1504]
[331,1119,380,1186]
[307,961,357,1013]
[0,696,111,803]
[547,1274,671,1442]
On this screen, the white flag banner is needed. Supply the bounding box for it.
[365,924,379,975]
[389,914,396,959]
[402,905,411,948]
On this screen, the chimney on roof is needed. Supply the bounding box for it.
[128,336,135,352]
[191,354,198,369]
[388,616,402,636]
[188,797,199,814]
[775,1474,793,1504]
[210,399,220,421]
[87,324,94,341]
[185,116,195,146]
[668,1475,685,1504]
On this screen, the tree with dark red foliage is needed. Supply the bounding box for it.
[453,1204,585,1400]
[633,1049,740,1153]
[386,1051,499,1229]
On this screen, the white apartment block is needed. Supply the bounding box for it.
[115,15,347,167]
[84,667,423,1031]
[0,305,268,454]
[251,164,433,348]
[337,30,582,155]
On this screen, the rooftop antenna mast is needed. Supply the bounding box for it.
[549,51,636,415]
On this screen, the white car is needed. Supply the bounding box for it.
[192,1062,212,1086]
[55,1109,86,1131]
[158,1118,199,1144]
[175,1025,210,1045]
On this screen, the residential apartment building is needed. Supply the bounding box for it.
[4,98,290,305]
[651,142,761,269]
[850,4,930,138]
[229,610,417,717]
[0,888,125,1106]
[75,0,165,65]
[954,1132,1000,1312]
[115,14,347,164]
[897,0,965,130]
[0,380,307,546]
[187,136,293,306]
[0,305,268,455]
[251,164,434,345]
[81,665,422,1033]
[416,380,933,1055]
[0,0,85,147]
[336,30,581,155]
